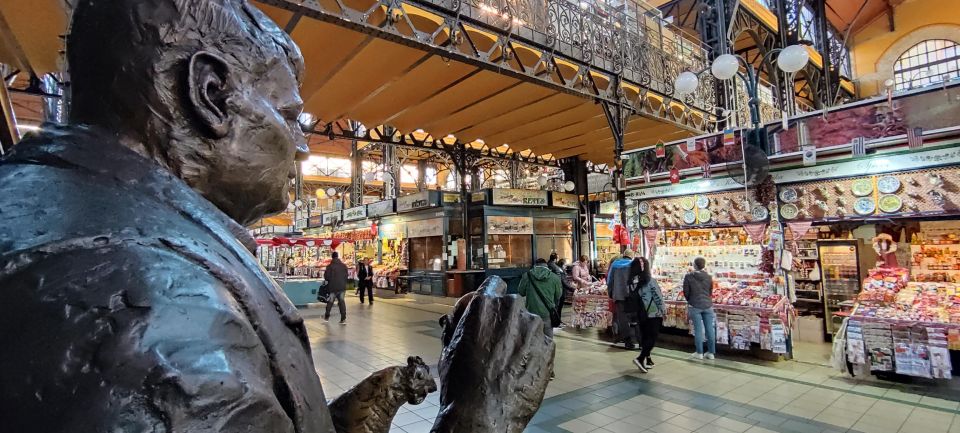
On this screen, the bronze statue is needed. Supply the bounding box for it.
[328,356,437,433]
[0,0,554,432]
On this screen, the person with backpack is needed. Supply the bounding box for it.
[607,250,637,349]
[626,257,665,373]
[518,258,563,338]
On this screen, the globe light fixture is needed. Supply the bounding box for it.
[294,199,303,208]
[777,44,810,73]
[537,175,549,187]
[326,187,337,197]
[564,181,576,192]
[674,71,699,97]
[711,53,740,80]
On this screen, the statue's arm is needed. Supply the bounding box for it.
[0,245,299,433]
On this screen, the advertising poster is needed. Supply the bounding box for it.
[487,216,534,235]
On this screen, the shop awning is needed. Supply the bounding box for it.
[257,237,347,249]
[0,1,66,74]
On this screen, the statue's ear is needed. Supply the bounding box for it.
[188,51,232,138]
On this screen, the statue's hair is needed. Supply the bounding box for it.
[66,0,303,136]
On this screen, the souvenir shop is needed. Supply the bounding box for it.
[254,236,347,306]
[366,199,406,293]
[468,188,579,294]
[593,201,625,275]
[630,180,795,359]
[775,147,960,378]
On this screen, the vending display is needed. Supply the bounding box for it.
[818,241,864,336]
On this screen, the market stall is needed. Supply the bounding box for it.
[366,199,406,293]
[571,281,614,329]
[254,237,346,306]
[468,189,578,294]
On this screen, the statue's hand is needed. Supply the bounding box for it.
[432,277,553,433]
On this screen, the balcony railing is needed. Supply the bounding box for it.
[449,0,717,113]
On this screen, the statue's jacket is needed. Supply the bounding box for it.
[0,126,336,433]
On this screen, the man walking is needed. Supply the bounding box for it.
[518,258,563,339]
[357,258,375,305]
[324,251,349,324]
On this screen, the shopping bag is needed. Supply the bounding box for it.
[316,281,331,303]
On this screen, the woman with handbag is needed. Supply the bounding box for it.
[628,257,665,373]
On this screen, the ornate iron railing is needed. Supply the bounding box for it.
[449,0,718,113]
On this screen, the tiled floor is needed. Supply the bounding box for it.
[305,295,960,433]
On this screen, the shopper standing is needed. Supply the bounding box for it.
[607,250,637,349]
[572,255,592,289]
[629,257,665,373]
[324,251,349,324]
[357,258,375,305]
[518,258,563,339]
[547,252,564,277]
[683,257,715,359]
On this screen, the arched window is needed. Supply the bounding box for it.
[894,39,960,91]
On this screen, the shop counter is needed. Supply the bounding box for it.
[445,270,486,297]
[279,278,323,306]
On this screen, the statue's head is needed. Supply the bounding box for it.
[67,0,307,226]
[399,356,437,405]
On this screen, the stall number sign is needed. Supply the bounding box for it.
[491,189,548,206]
[322,211,341,226]
[551,192,578,209]
[343,206,367,221]
[367,200,394,217]
[397,191,436,212]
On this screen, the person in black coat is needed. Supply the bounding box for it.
[324,252,349,324]
[357,258,375,304]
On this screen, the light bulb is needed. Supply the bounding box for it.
[326,187,337,197]
[711,54,739,80]
[564,181,575,192]
[674,71,699,97]
[777,45,810,73]
[537,175,549,187]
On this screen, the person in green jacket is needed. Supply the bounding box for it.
[518,258,563,338]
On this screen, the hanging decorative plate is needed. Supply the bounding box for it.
[878,194,903,213]
[854,197,876,215]
[637,201,649,214]
[680,197,695,210]
[877,176,901,194]
[695,195,710,209]
[639,214,651,227]
[779,187,799,203]
[780,203,800,220]
[751,204,769,221]
[851,179,874,197]
[698,209,712,223]
[683,210,697,225]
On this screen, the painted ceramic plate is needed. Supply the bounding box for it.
[698,209,712,223]
[683,210,697,225]
[751,204,769,221]
[680,197,695,210]
[695,195,710,209]
[779,187,799,203]
[639,214,651,227]
[854,197,876,215]
[851,179,874,197]
[780,203,800,220]
[878,194,903,213]
[637,201,649,214]
[877,176,901,194]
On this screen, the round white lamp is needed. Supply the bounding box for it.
[294,199,303,208]
[326,187,337,197]
[674,71,700,97]
[777,45,810,73]
[884,78,895,88]
[537,175,549,187]
[564,181,575,192]
[711,54,740,80]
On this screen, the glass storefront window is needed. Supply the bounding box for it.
[409,236,444,270]
[486,234,532,269]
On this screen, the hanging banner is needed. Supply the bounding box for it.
[802,145,817,166]
[491,188,548,206]
[550,192,579,209]
[786,221,814,241]
[342,206,367,221]
[407,218,444,238]
[655,142,666,158]
[669,168,680,184]
[487,216,534,235]
[743,223,768,243]
[322,211,341,226]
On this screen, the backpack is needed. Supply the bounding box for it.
[624,276,648,321]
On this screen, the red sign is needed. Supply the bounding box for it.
[655,142,665,158]
[669,168,680,184]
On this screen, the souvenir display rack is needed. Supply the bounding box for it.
[571,282,613,329]
[652,227,793,354]
[635,190,767,230]
[841,267,959,379]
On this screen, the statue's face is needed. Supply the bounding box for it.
[207,59,305,226]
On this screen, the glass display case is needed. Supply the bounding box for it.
[534,217,574,261]
[409,236,445,270]
[486,234,532,269]
[818,240,864,336]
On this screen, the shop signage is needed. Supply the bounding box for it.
[322,211,341,226]
[487,216,534,235]
[307,215,323,227]
[342,206,367,221]
[397,191,440,212]
[471,191,487,202]
[773,145,960,184]
[599,201,618,215]
[626,177,742,200]
[443,193,460,204]
[491,188,548,206]
[407,218,445,238]
[378,223,405,239]
[367,199,395,217]
[550,192,579,209]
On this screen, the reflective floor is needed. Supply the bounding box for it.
[304,296,960,433]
